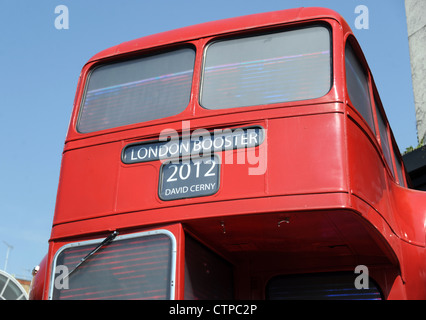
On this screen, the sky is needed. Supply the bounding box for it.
[0,0,417,280]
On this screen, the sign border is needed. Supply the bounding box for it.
[121,125,265,164]
[158,154,221,201]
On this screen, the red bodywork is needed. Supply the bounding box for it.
[30,7,426,300]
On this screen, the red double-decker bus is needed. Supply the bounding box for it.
[30,7,426,300]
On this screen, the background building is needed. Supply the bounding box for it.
[403,0,426,189]
[405,0,426,144]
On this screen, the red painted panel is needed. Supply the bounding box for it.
[53,143,121,224]
[346,117,397,231]
[268,112,347,195]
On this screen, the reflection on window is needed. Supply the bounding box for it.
[267,272,382,300]
[77,48,195,133]
[201,26,331,109]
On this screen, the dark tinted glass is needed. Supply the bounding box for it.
[267,272,382,300]
[345,43,375,133]
[376,104,394,177]
[394,147,405,186]
[184,236,233,299]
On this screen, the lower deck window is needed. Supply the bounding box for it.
[51,231,175,300]
[267,272,382,300]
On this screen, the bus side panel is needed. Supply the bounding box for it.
[390,181,426,247]
[346,117,398,234]
[399,240,426,299]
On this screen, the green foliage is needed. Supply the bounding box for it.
[404,137,425,154]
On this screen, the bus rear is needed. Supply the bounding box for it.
[30,7,426,300]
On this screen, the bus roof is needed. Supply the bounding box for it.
[88,7,349,63]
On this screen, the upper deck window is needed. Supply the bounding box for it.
[376,103,395,178]
[345,42,375,133]
[200,26,331,109]
[393,145,406,187]
[77,47,195,133]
